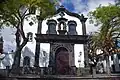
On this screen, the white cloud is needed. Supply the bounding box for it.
[87,0,115,12]
[0,27,16,52]
[71,0,88,13]
[82,0,115,33]
[1,27,16,42]
[3,40,16,52]
[60,0,115,33]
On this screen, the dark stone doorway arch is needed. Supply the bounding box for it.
[23,56,31,74]
[55,47,70,75]
[23,56,30,66]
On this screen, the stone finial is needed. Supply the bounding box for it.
[0,36,3,42]
[80,14,87,23]
[80,14,87,35]
[0,36,3,54]
[60,5,64,8]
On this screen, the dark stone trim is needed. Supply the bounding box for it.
[35,34,88,44]
[56,6,81,19]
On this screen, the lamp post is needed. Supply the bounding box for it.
[0,53,5,67]
[78,51,82,75]
[78,52,82,67]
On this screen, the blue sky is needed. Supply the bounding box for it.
[61,0,88,12]
[58,0,115,13]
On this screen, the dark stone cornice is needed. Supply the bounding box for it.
[35,34,88,44]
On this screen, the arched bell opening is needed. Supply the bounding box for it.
[55,47,70,75]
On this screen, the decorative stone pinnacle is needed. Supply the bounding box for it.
[80,14,87,23]
[0,36,3,42]
[81,14,84,18]
[60,5,64,8]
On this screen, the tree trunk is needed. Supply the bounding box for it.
[12,19,28,68]
[12,29,21,68]
[15,29,20,48]
[92,67,96,77]
[12,38,28,69]
[12,49,21,68]
[106,55,111,75]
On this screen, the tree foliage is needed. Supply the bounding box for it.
[0,0,56,27]
[88,5,120,55]
[0,0,56,49]
[0,0,56,68]
[88,5,120,74]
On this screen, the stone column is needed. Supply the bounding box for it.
[80,14,87,35]
[48,43,56,74]
[37,16,43,34]
[71,44,75,66]
[106,55,111,75]
[113,54,120,72]
[80,14,89,67]
[34,42,40,67]
[34,17,43,67]
[0,37,3,54]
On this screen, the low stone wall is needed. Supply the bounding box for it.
[0,69,10,77]
[0,74,119,80]
[0,77,120,80]
[0,67,120,80]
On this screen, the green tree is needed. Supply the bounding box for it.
[88,5,120,74]
[0,0,56,68]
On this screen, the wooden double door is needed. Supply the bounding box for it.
[55,47,70,75]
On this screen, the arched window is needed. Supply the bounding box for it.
[23,56,30,66]
[27,32,33,42]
